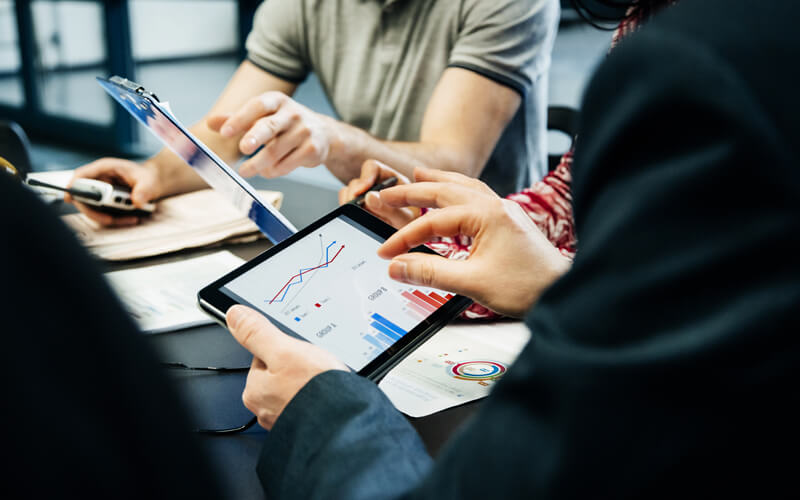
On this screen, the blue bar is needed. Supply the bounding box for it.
[363,335,386,351]
[371,322,402,341]
[374,330,397,346]
[370,313,407,337]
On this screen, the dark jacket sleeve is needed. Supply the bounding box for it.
[256,370,432,499]
[257,2,800,498]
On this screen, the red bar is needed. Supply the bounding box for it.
[413,290,442,309]
[445,293,454,300]
[428,292,449,305]
[402,291,436,312]
[407,301,431,318]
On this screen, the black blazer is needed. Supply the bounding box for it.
[256,1,800,498]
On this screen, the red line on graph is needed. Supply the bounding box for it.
[269,245,345,304]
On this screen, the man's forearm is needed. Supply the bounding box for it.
[325,117,482,183]
[321,67,522,185]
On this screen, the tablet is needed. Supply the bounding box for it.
[198,204,472,381]
[96,76,296,244]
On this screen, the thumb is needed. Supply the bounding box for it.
[355,160,382,193]
[226,305,285,364]
[206,114,230,133]
[388,253,472,298]
[129,174,159,208]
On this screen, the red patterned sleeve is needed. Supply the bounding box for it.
[506,150,576,259]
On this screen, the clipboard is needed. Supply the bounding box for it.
[96,76,297,244]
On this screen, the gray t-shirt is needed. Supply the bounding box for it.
[247,0,559,195]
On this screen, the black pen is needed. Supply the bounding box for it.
[26,177,102,202]
[350,176,398,207]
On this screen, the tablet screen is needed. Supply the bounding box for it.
[220,214,456,371]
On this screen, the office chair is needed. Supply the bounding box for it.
[0,120,33,179]
[547,105,579,172]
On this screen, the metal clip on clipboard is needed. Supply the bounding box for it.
[109,76,160,103]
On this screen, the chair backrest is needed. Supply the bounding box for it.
[0,120,33,179]
[547,105,579,172]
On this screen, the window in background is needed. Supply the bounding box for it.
[128,0,239,154]
[31,0,113,125]
[0,1,24,107]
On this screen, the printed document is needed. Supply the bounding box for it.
[104,251,245,334]
[380,320,531,417]
[63,188,282,260]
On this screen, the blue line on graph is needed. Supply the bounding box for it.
[370,313,407,337]
[270,240,337,304]
[371,321,402,341]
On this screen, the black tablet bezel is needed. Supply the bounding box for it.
[198,203,472,381]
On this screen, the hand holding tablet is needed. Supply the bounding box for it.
[225,304,348,430]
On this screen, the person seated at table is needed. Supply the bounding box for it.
[223,0,800,497]
[339,0,678,319]
[67,0,560,227]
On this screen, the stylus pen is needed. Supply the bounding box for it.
[26,177,102,202]
[350,176,398,207]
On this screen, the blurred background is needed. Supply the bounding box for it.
[0,0,610,199]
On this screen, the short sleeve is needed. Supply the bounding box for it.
[246,0,310,83]
[449,0,559,95]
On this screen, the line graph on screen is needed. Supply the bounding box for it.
[268,236,345,306]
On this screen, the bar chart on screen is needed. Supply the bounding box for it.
[401,288,454,319]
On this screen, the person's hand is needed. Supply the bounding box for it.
[340,163,498,229]
[207,92,336,178]
[338,160,417,228]
[225,305,348,430]
[65,158,162,227]
[376,182,572,317]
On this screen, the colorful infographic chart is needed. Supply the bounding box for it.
[224,216,454,371]
[378,321,531,417]
[448,360,507,381]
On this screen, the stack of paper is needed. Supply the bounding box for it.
[63,188,282,261]
[104,251,245,334]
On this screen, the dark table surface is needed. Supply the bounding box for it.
[95,175,480,499]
